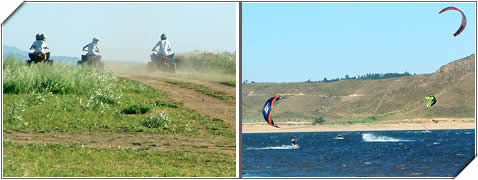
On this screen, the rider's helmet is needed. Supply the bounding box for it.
[40,34,47,41]
[160,34,167,40]
[92,37,99,43]
[35,34,41,40]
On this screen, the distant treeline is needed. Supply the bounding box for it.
[316,72,414,83]
[243,72,414,84]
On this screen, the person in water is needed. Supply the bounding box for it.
[291,138,297,146]
[337,133,342,137]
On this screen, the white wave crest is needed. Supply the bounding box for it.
[362,133,415,142]
[246,145,300,150]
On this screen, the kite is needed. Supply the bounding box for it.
[425,94,437,107]
[263,96,282,128]
[439,6,467,37]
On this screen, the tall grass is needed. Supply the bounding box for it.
[3,56,117,95]
[175,51,235,74]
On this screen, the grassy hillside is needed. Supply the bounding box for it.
[242,54,475,124]
[2,56,235,177]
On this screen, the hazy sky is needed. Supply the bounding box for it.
[3,2,236,62]
[243,3,476,82]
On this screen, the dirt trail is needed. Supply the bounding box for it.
[120,73,236,131]
[3,130,235,155]
[164,75,236,98]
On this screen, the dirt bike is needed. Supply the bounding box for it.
[148,52,176,73]
[78,49,104,71]
[26,51,53,65]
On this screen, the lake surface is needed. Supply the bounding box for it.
[241,129,475,177]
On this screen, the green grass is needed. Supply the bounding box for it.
[3,77,233,136]
[3,142,235,177]
[164,80,234,101]
[3,56,235,177]
[175,51,235,75]
[219,80,236,87]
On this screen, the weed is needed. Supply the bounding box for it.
[143,113,170,129]
[27,91,51,105]
[7,99,26,123]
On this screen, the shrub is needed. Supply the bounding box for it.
[313,116,326,125]
[143,113,169,129]
[121,104,151,114]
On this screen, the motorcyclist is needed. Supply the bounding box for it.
[83,37,101,58]
[152,34,175,63]
[29,34,49,60]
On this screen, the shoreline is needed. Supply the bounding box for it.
[242,118,475,133]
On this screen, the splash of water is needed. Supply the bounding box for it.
[246,145,300,150]
[362,133,415,142]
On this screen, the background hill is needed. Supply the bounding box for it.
[242,54,475,124]
[3,45,79,64]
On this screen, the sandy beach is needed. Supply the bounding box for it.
[242,118,475,133]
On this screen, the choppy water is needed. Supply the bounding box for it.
[242,129,475,177]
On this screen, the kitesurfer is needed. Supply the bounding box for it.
[291,138,297,146]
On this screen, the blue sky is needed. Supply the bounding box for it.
[3,2,236,62]
[242,3,476,83]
